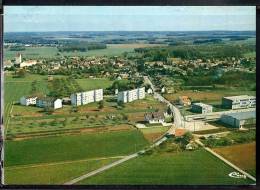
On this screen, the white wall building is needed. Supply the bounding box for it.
[71,89,103,106]
[71,93,82,106]
[117,87,146,103]
[222,95,256,109]
[94,89,103,102]
[20,96,37,106]
[36,97,62,109]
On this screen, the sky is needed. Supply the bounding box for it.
[4,6,256,32]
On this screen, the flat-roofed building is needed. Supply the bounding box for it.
[20,96,37,106]
[191,102,213,114]
[220,110,256,128]
[128,89,138,102]
[117,91,128,103]
[117,87,146,103]
[71,93,82,106]
[36,97,62,109]
[94,89,103,102]
[138,87,145,99]
[82,90,95,105]
[71,89,104,106]
[222,95,256,109]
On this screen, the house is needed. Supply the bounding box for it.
[62,97,71,105]
[144,111,165,124]
[20,60,37,68]
[222,95,256,109]
[4,60,13,69]
[220,110,256,128]
[36,97,62,109]
[174,128,187,137]
[179,96,191,106]
[147,88,153,94]
[191,103,213,114]
[20,96,37,106]
[161,86,166,93]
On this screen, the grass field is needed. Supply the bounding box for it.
[5,129,149,167]
[213,142,256,177]
[78,149,254,185]
[75,78,113,91]
[5,157,119,185]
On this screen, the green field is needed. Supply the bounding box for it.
[76,78,113,91]
[78,149,254,185]
[5,130,149,167]
[5,158,118,185]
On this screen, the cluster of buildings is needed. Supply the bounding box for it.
[70,89,103,106]
[20,96,62,109]
[117,87,145,103]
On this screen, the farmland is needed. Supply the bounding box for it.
[4,43,166,60]
[164,89,256,105]
[78,149,254,185]
[139,126,169,143]
[213,142,256,176]
[5,129,149,167]
[5,157,119,185]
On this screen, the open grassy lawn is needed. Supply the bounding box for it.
[5,129,149,167]
[78,149,254,185]
[5,157,119,185]
[213,142,256,177]
[75,78,113,91]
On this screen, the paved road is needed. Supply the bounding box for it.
[144,76,183,131]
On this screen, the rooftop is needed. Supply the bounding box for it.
[192,102,212,107]
[145,111,164,120]
[224,111,256,120]
[223,95,255,101]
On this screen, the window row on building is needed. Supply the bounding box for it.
[71,89,103,106]
[117,87,145,103]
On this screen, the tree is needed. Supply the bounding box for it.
[117,101,124,108]
[98,100,104,110]
[167,106,172,115]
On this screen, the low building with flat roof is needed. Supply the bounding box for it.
[191,102,213,114]
[220,110,256,128]
[222,95,255,109]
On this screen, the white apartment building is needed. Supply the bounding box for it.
[82,90,95,104]
[71,89,103,106]
[94,89,103,102]
[117,87,146,103]
[71,93,82,106]
[20,96,37,106]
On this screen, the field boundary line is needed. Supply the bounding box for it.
[195,139,256,182]
[5,155,126,170]
[4,102,14,136]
